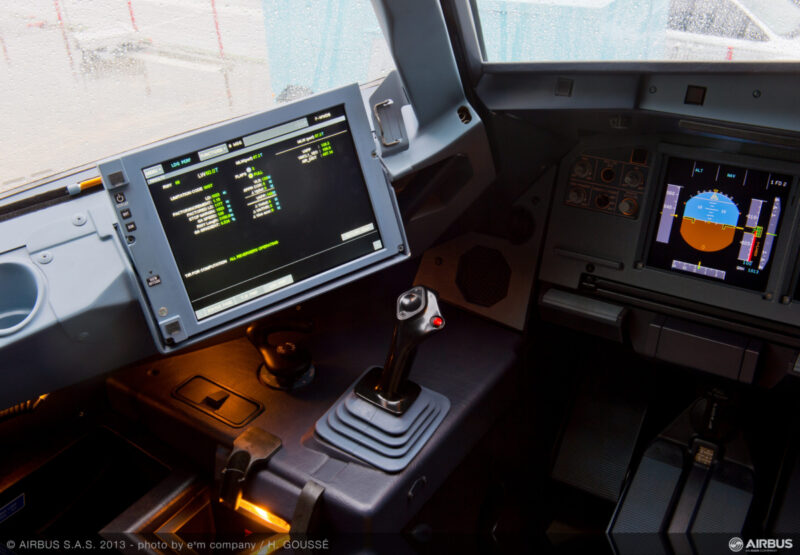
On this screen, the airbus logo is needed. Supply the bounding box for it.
[729,537,794,552]
[729,537,744,552]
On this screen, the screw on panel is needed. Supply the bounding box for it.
[648,86,657,94]
[398,244,405,252]
[158,307,168,317]
[753,89,762,98]
[72,213,87,226]
[457,106,472,124]
[36,251,53,264]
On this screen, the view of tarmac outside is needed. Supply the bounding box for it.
[477,0,800,62]
[5,1,800,195]
[0,0,393,194]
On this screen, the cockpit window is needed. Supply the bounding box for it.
[475,0,800,61]
[0,0,393,195]
[669,0,767,42]
[738,0,800,38]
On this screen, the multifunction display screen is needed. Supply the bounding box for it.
[648,156,791,291]
[142,104,382,320]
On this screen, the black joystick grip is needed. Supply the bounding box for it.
[380,286,445,397]
[355,286,445,414]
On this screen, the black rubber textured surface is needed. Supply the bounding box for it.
[315,376,450,473]
[692,462,753,533]
[552,382,646,502]
[611,440,684,534]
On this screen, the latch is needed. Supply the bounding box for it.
[219,427,282,510]
[369,70,410,154]
[218,427,325,534]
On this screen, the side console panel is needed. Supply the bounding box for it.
[0,171,156,409]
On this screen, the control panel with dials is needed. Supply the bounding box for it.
[565,148,649,219]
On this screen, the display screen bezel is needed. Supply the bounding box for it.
[646,154,793,292]
[641,144,800,297]
[99,84,408,350]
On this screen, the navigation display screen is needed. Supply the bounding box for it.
[143,104,382,320]
[648,156,791,291]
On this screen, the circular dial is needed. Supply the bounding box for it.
[623,169,643,187]
[568,187,587,204]
[572,159,592,179]
[618,197,639,216]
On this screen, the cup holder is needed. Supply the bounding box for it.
[0,262,43,336]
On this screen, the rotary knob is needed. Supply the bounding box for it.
[623,169,643,187]
[572,159,592,179]
[619,197,639,216]
[567,187,587,205]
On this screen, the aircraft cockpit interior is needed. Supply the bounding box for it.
[4,1,800,553]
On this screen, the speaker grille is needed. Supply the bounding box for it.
[456,246,510,307]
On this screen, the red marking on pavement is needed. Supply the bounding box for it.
[210,0,225,60]
[727,46,734,61]
[128,0,139,32]
[210,0,233,107]
[52,0,75,71]
[0,35,9,64]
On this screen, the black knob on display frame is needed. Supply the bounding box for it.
[246,321,315,391]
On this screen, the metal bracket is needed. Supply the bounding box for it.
[374,99,401,147]
[369,70,410,154]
